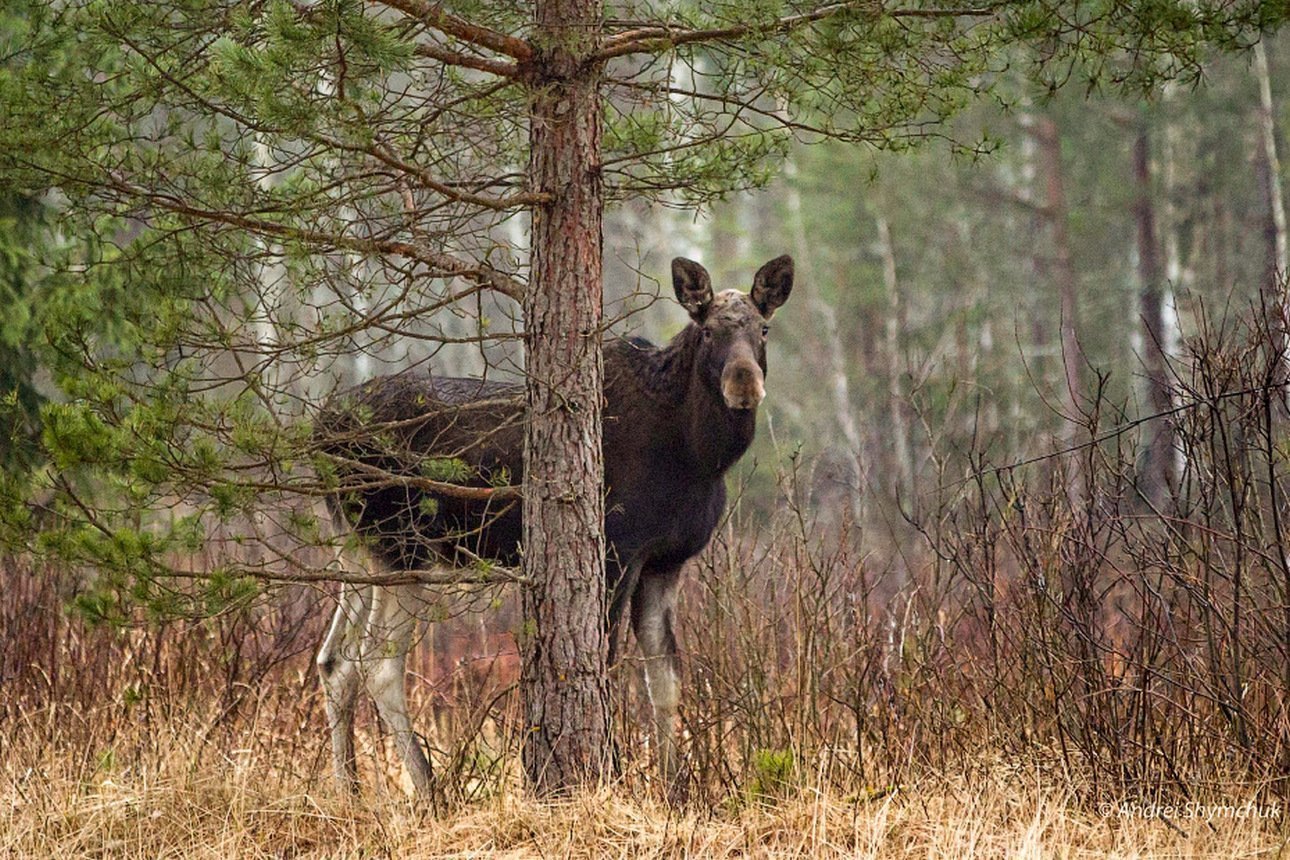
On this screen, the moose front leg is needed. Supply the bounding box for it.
[317,582,371,793]
[361,582,434,797]
[631,566,686,801]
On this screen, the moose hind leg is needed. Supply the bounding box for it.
[606,555,642,668]
[317,583,371,792]
[631,568,684,796]
[362,582,434,796]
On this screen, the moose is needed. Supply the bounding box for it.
[314,254,794,797]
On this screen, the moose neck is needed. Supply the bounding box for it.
[686,374,756,479]
[664,325,758,480]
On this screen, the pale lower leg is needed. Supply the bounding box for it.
[362,584,434,796]
[632,575,683,787]
[318,584,370,791]
[641,646,680,783]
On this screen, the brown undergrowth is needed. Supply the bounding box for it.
[1,542,1286,859]
[5,309,1290,856]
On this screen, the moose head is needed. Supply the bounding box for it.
[671,254,794,411]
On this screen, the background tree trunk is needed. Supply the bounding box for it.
[784,159,864,524]
[1255,40,1289,299]
[876,215,914,509]
[1034,113,1085,504]
[521,0,612,794]
[1133,120,1177,509]
[1254,39,1290,398]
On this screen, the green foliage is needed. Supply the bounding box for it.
[745,747,797,804]
[0,191,48,472]
[421,457,474,484]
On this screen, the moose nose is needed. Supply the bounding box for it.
[721,361,765,410]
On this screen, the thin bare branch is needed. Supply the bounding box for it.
[306,129,548,212]
[173,563,526,586]
[412,40,521,77]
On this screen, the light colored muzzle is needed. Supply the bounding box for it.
[721,359,765,410]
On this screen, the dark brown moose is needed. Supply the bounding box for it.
[314,255,794,797]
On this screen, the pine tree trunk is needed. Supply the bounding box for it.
[522,0,612,795]
[1133,120,1176,509]
[1034,114,1084,504]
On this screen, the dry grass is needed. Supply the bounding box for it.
[3,708,1285,860]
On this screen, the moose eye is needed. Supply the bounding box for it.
[703,327,713,340]
[761,324,770,337]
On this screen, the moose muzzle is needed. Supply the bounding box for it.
[721,357,765,410]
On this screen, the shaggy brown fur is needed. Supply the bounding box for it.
[313,255,792,795]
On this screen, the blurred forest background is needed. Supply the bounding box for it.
[1,1,1288,854]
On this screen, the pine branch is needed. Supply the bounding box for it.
[597,2,994,61]
[306,130,548,213]
[287,0,519,76]
[372,0,533,62]
[412,40,520,77]
[101,173,528,301]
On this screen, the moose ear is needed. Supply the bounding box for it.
[751,255,794,319]
[672,257,713,321]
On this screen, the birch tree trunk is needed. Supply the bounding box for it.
[1254,38,1290,392]
[784,159,864,522]
[1256,39,1289,295]
[521,0,612,794]
[876,215,914,505]
[1161,91,1188,502]
[1133,120,1176,509]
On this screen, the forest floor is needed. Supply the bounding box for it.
[3,712,1285,859]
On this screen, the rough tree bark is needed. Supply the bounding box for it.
[1133,120,1176,509]
[521,0,613,794]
